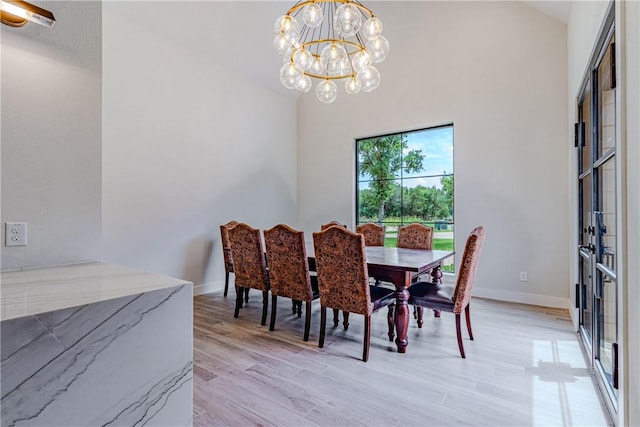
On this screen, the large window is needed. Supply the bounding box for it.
[356,124,454,268]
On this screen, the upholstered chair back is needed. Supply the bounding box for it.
[356,223,385,247]
[228,222,269,291]
[320,221,348,231]
[452,226,485,313]
[220,220,239,272]
[397,223,434,250]
[313,226,371,316]
[264,224,314,302]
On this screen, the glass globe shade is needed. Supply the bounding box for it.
[356,66,380,92]
[328,58,350,77]
[273,35,290,55]
[309,57,325,75]
[316,80,338,103]
[345,76,361,95]
[302,3,323,28]
[280,63,301,90]
[320,43,348,71]
[274,15,299,38]
[361,17,383,41]
[352,50,372,73]
[334,3,362,38]
[295,75,312,92]
[366,36,390,63]
[293,48,313,71]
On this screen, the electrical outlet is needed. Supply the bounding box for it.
[519,271,528,282]
[5,222,27,247]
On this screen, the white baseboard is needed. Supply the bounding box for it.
[194,280,225,296]
[440,274,570,309]
[472,288,571,309]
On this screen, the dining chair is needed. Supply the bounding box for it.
[397,222,436,318]
[356,222,386,287]
[321,220,350,326]
[227,222,270,325]
[312,226,396,362]
[397,222,434,250]
[356,222,385,247]
[407,226,485,358]
[221,220,250,305]
[264,224,319,341]
[320,221,348,231]
[219,221,238,298]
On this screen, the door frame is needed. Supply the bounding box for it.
[573,2,620,420]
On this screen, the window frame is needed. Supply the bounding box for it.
[354,123,455,254]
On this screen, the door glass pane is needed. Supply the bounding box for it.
[595,33,617,397]
[598,37,616,158]
[581,173,592,246]
[597,269,616,391]
[580,86,592,173]
[598,157,616,271]
[580,255,592,337]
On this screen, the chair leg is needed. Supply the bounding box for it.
[387,304,395,342]
[363,315,371,362]
[417,306,424,328]
[261,290,269,326]
[319,307,327,348]
[343,311,350,330]
[234,287,243,318]
[455,313,466,359]
[224,272,229,297]
[269,295,278,331]
[333,308,339,327]
[292,299,297,314]
[297,301,302,318]
[245,287,250,303]
[236,286,243,308]
[465,304,474,340]
[303,301,312,342]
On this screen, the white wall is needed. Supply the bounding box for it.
[622,2,640,423]
[102,2,298,293]
[297,1,569,307]
[1,1,102,270]
[621,2,640,423]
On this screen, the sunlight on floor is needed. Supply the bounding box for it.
[529,340,609,426]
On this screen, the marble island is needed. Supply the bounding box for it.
[0,262,193,427]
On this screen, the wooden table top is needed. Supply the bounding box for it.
[305,242,454,273]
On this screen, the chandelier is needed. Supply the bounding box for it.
[273,0,389,104]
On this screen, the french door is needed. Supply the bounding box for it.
[576,7,618,412]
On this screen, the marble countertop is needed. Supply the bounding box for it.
[0,262,191,321]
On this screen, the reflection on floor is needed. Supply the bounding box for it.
[193,292,612,426]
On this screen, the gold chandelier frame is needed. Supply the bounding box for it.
[283,0,377,81]
[285,0,375,19]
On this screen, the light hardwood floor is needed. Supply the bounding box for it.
[193,291,612,427]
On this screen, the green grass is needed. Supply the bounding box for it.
[384,237,453,251]
[360,218,453,233]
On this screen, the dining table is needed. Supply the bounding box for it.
[306,243,455,354]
